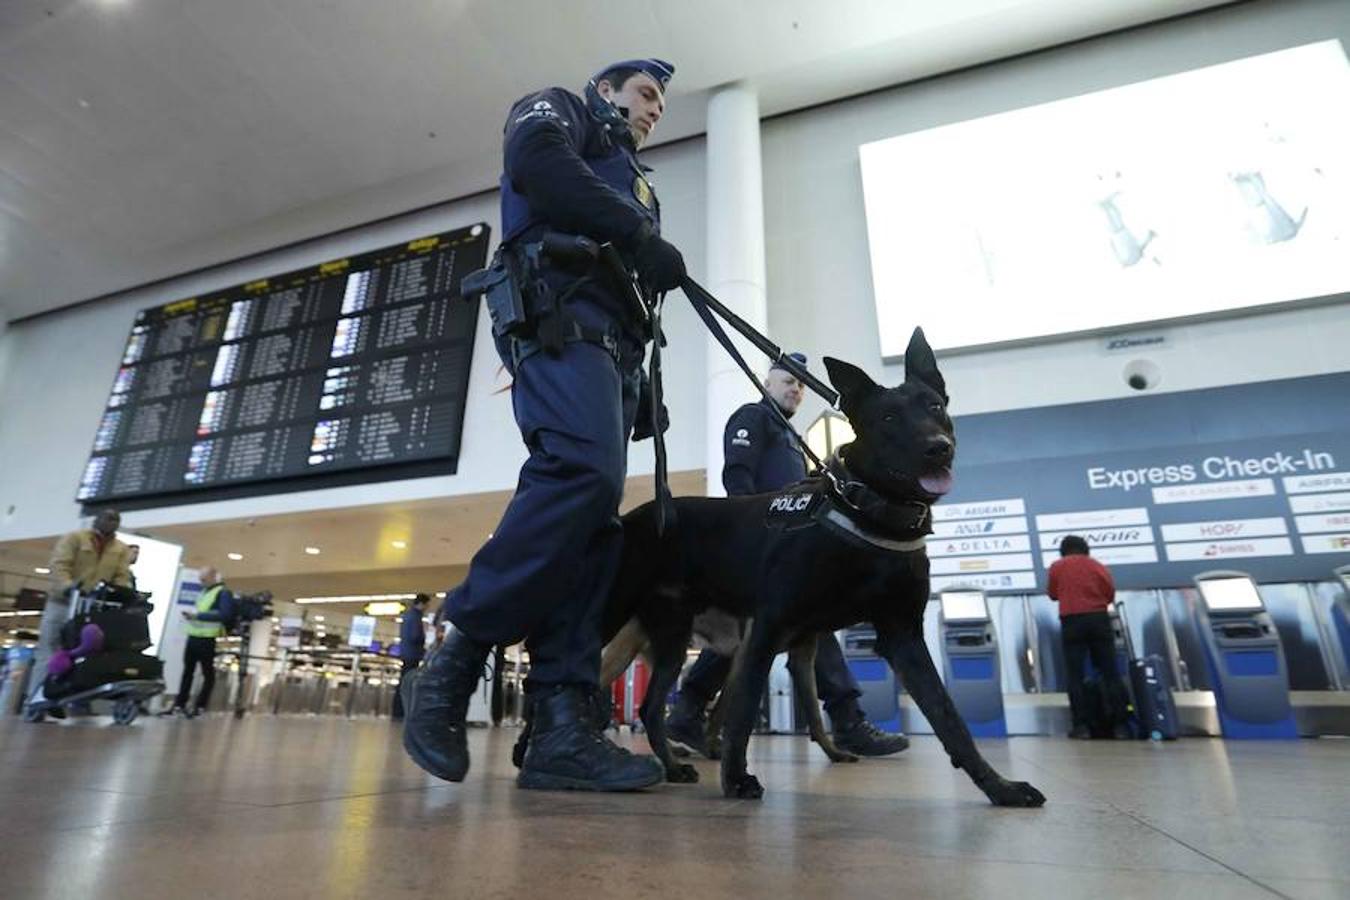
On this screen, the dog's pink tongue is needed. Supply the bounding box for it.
[919,469,954,496]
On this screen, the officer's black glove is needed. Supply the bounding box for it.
[633,231,686,293]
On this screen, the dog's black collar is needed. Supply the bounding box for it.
[823,454,933,542]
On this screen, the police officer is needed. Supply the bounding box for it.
[391,593,430,721]
[665,355,911,758]
[403,59,685,791]
[169,565,235,718]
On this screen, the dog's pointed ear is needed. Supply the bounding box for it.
[824,357,880,418]
[904,327,947,400]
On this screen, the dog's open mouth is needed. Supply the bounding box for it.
[918,468,954,498]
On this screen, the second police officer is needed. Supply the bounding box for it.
[402,59,686,791]
[665,356,912,758]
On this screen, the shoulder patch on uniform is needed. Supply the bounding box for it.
[731,427,752,447]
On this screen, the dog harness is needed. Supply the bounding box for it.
[763,455,931,553]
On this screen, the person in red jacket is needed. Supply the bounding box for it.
[1046,535,1128,739]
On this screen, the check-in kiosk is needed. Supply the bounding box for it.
[1333,566,1350,677]
[841,627,900,732]
[938,589,1007,738]
[1193,571,1297,739]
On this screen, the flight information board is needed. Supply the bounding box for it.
[77,224,489,504]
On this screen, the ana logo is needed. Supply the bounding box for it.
[769,494,812,513]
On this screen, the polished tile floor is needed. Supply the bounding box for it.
[0,714,1346,899]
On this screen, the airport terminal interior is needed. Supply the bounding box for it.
[1,1,1349,898]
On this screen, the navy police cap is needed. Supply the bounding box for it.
[770,352,807,372]
[595,58,675,92]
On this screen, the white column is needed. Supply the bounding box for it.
[704,82,767,497]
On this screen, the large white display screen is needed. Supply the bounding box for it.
[940,590,989,622]
[860,41,1350,356]
[1196,576,1265,613]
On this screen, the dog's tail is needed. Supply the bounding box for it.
[600,618,649,687]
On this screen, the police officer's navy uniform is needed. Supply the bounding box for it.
[403,59,679,791]
[446,81,659,688]
[668,358,909,757]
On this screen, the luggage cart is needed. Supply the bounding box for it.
[22,582,165,725]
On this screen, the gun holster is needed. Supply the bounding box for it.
[461,250,530,339]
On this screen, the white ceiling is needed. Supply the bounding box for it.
[0,0,1233,323]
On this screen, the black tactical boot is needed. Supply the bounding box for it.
[402,625,491,782]
[664,692,709,759]
[518,685,664,792]
[833,712,911,757]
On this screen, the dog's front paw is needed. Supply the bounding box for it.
[828,749,861,764]
[982,777,1046,808]
[722,773,764,799]
[666,762,699,784]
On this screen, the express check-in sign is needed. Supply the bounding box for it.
[935,372,1350,592]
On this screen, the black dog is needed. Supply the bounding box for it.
[598,327,1045,807]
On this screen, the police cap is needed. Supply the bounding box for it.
[594,58,675,93]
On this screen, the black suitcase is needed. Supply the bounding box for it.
[1127,654,1178,740]
[45,651,163,699]
[61,609,151,653]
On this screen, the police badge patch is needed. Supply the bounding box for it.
[764,485,825,532]
[633,175,654,209]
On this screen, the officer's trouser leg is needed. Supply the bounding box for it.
[678,649,734,708]
[814,633,865,724]
[447,340,639,687]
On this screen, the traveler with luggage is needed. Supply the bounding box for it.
[1046,535,1129,739]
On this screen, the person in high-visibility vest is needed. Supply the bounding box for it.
[169,566,235,719]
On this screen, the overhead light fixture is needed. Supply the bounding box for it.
[364,601,406,617]
[304,546,321,555]
[227,552,243,561]
[34,567,51,575]
[295,592,420,605]
[390,540,408,549]
[313,615,325,622]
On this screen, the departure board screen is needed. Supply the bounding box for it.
[76,224,489,504]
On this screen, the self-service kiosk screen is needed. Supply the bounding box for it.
[1197,577,1266,613]
[940,591,989,622]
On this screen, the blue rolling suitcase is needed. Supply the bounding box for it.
[1127,654,1178,741]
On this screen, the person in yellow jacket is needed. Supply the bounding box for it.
[30,509,134,708]
[168,566,235,719]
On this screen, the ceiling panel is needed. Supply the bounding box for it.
[0,0,1233,321]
